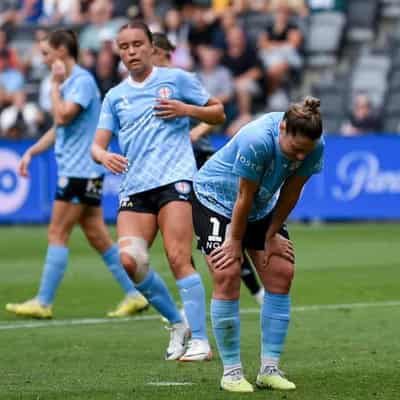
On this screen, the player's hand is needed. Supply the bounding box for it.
[154,99,188,119]
[264,233,295,267]
[100,152,129,174]
[52,60,67,84]
[18,151,32,177]
[210,238,243,270]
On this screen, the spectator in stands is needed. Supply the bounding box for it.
[0,29,20,70]
[0,90,43,138]
[222,26,264,135]
[93,47,119,98]
[79,0,125,52]
[0,48,25,106]
[307,0,346,13]
[42,0,84,25]
[258,3,303,109]
[164,8,193,70]
[341,94,382,136]
[270,0,308,17]
[197,45,235,110]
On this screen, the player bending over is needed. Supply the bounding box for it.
[192,97,324,392]
[6,30,148,319]
[92,22,225,361]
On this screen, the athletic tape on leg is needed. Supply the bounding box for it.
[118,236,149,282]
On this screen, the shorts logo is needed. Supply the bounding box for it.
[58,177,69,189]
[158,86,172,99]
[0,149,30,214]
[120,197,133,208]
[175,181,191,195]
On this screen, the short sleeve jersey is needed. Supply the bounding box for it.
[194,112,324,221]
[55,65,104,178]
[97,66,210,198]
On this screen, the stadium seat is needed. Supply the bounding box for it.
[346,0,379,42]
[381,0,400,18]
[305,12,346,67]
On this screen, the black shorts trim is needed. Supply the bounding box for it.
[55,176,104,207]
[192,194,289,255]
[118,180,192,215]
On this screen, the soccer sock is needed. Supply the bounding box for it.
[176,273,207,340]
[37,244,69,306]
[240,254,261,295]
[101,244,138,296]
[135,269,182,324]
[211,299,241,370]
[261,291,291,368]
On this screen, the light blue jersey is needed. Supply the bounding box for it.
[55,65,103,178]
[194,112,324,221]
[97,66,210,198]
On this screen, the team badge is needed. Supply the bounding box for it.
[58,177,69,189]
[175,181,191,195]
[158,86,172,99]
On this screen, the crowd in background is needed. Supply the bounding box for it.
[0,0,383,139]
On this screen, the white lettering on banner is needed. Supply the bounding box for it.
[332,151,400,201]
[0,149,29,214]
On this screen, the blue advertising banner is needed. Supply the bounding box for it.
[0,135,399,223]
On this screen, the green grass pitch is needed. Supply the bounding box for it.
[0,223,399,400]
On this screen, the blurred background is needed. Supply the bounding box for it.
[0,0,399,223]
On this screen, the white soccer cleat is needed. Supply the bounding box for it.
[165,322,189,360]
[179,338,213,361]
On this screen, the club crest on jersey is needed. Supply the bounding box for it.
[175,181,191,195]
[158,86,172,99]
[58,177,69,189]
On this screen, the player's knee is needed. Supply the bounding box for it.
[212,265,241,298]
[266,256,294,292]
[118,236,149,283]
[47,223,69,244]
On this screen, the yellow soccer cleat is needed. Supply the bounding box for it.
[220,370,254,393]
[5,298,53,319]
[256,366,296,390]
[107,293,149,317]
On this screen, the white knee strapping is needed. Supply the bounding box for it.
[118,236,149,281]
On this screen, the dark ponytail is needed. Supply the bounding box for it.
[283,96,323,140]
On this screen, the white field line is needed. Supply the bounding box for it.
[1,300,400,331]
[146,382,194,386]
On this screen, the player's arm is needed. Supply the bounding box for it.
[155,97,225,125]
[92,129,128,174]
[18,127,56,177]
[211,178,259,270]
[51,82,81,125]
[190,122,214,143]
[264,175,309,264]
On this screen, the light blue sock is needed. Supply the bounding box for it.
[136,269,182,324]
[102,244,138,296]
[211,299,241,367]
[261,291,290,364]
[37,244,69,306]
[176,273,207,340]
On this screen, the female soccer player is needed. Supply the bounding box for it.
[92,22,225,361]
[6,30,148,319]
[192,97,324,392]
[152,32,265,305]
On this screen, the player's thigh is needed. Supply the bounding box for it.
[48,200,85,245]
[79,206,113,253]
[158,201,193,263]
[247,248,294,294]
[117,211,158,246]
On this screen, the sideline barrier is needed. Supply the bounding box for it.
[1,135,399,223]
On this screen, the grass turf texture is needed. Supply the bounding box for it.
[0,223,399,400]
